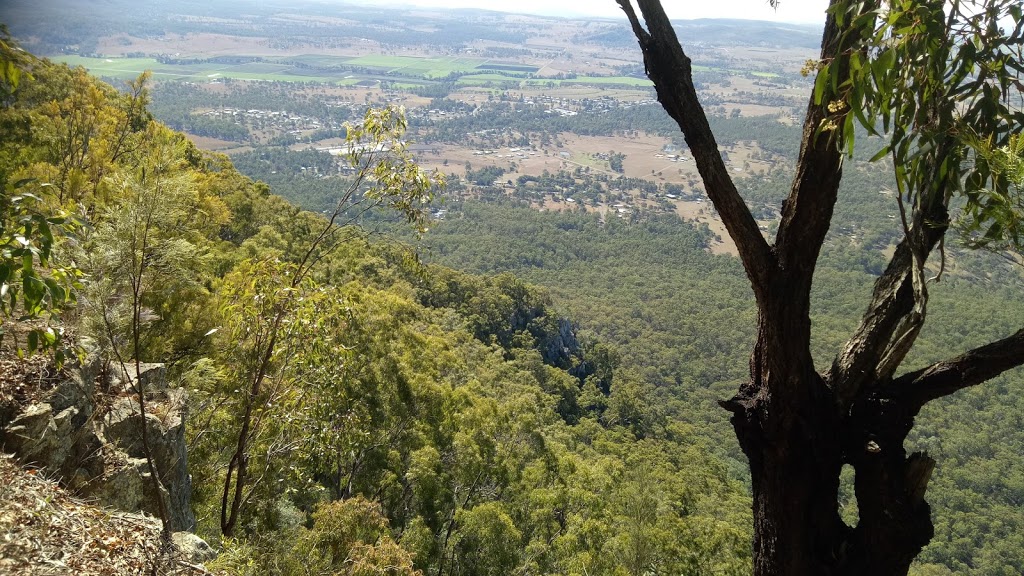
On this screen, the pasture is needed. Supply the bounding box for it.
[53,56,339,83]
[54,56,221,80]
[55,55,742,92]
[343,55,486,78]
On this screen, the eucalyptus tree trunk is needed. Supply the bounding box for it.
[615,1,1024,574]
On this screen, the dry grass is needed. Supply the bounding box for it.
[0,454,210,575]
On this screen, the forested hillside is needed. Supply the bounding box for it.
[401,194,1024,574]
[0,43,755,575]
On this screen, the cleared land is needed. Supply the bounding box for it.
[57,54,655,89]
[406,132,784,255]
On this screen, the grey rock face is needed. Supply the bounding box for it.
[1,360,197,532]
[543,317,581,367]
[98,388,195,531]
[3,403,63,468]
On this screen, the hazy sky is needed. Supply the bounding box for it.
[365,0,831,25]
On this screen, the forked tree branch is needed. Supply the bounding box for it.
[891,328,1024,408]
[828,145,952,410]
[616,0,774,295]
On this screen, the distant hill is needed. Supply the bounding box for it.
[584,18,823,49]
[1,0,822,56]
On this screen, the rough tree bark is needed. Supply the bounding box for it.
[615,1,1024,574]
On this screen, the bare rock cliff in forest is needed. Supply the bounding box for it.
[1,358,197,533]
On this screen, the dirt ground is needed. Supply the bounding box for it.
[185,134,239,151]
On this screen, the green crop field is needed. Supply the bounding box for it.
[229,62,292,74]
[456,73,522,85]
[53,55,347,84]
[285,54,352,68]
[344,55,487,78]
[53,56,210,80]
[220,62,341,82]
[566,76,653,86]
[391,82,429,89]
[226,70,336,82]
[477,63,538,74]
[55,55,665,89]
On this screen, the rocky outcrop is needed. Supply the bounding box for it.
[539,317,582,369]
[1,360,197,533]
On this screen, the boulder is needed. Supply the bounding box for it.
[112,362,168,398]
[173,531,218,564]
[1,402,87,470]
[87,456,159,519]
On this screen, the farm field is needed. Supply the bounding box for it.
[407,131,761,255]
[53,55,222,80]
[56,54,654,88]
[53,55,341,83]
[344,54,488,78]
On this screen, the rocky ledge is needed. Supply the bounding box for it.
[0,355,214,571]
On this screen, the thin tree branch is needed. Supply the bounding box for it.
[890,328,1024,407]
[617,0,774,294]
